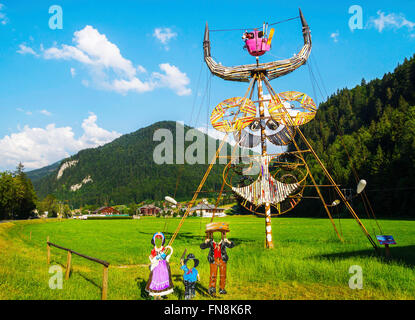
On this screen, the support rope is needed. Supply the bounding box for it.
[210,16,299,32]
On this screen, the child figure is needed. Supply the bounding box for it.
[145,232,174,299]
[180,253,200,300]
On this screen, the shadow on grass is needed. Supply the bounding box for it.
[227,237,256,247]
[173,284,185,300]
[135,277,151,300]
[136,276,189,300]
[171,273,212,300]
[137,231,205,242]
[311,245,415,268]
[77,272,101,289]
[195,282,211,298]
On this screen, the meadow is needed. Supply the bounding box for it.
[0,216,414,300]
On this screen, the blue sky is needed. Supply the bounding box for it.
[0,0,414,171]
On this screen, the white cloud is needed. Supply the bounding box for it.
[16,108,32,116]
[107,77,155,94]
[17,44,38,56]
[70,67,76,77]
[0,3,8,25]
[72,25,136,78]
[330,31,339,43]
[152,63,191,96]
[0,113,121,170]
[39,109,52,116]
[79,112,121,147]
[43,43,93,64]
[137,65,146,73]
[369,11,415,33]
[35,25,190,96]
[153,27,177,50]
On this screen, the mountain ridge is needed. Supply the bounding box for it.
[30,121,240,207]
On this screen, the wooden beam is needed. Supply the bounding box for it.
[47,236,50,264]
[102,266,108,300]
[65,251,72,280]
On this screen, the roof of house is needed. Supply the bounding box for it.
[139,205,161,210]
[189,203,224,211]
[92,206,120,214]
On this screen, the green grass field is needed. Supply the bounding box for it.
[0,216,414,300]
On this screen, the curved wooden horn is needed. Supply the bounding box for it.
[203,8,312,82]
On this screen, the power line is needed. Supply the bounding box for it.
[210,16,299,32]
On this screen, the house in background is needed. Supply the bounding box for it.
[139,204,161,216]
[93,206,120,215]
[189,203,226,217]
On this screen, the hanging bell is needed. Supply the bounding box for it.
[249,120,261,131]
[266,119,279,130]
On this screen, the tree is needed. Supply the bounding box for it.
[0,171,17,219]
[14,163,37,219]
[38,194,59,218]
[0,163,37,220]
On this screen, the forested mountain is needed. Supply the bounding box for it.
[31,121,239,207]
[26,161,61,183]
[293,54,415,217]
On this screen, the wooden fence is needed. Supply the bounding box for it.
[46,236,110,300]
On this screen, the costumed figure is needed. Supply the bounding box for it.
[200,227,234,296]
[145,232,174,299]
[180,253,200,300]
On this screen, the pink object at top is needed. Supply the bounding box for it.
[244,30,271,57]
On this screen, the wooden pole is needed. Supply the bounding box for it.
[102,266,108,300]
[257,73,274,249]
[29,231,32,240]
[385,244,391,259]
[47,236,50,264]
[65,251,72,280]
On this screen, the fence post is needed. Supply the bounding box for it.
[65,251,72,279]
[47,236,50,264]
[102,265,108,300]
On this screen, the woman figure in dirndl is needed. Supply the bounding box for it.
[145,232,174,299]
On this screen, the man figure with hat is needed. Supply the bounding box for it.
[180,253,200,300]
[200,225,234,296]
